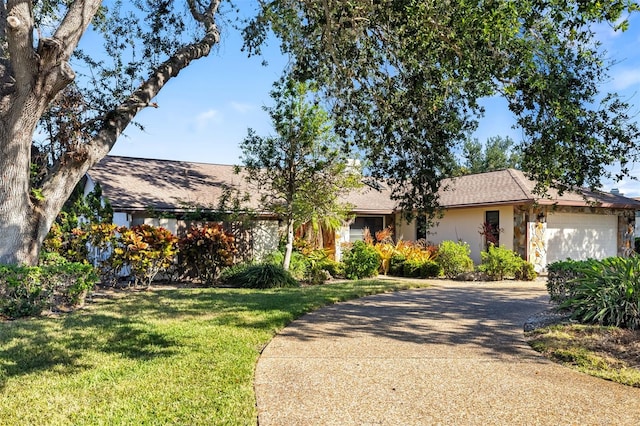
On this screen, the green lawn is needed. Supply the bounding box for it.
[0,279,430,425]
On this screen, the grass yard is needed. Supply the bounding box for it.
[526,324,640,388]
[0,279,431,425]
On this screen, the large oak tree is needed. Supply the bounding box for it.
[245,0,640,217]
[0,0,224,265]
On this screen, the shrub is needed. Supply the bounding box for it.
[316,259,344,279]
[265,250,308,280]
[436,241,474,279]
[420,261,442,278]
[227,263,299,289]
[178,223,237,285]
[403,259,423,278]
[0,265,48,318]
[478,244,523,281]
[303,250,340,284]
[43,261,99,307]
[515,260,538,281]
[0,261,99,318]
[114,225,178,286]
[342,240,381,280]
[561,257,640,329]
[546,259,588,303]
[389,254,407,277]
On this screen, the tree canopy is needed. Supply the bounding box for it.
[455,136,522,175]
[245,0,640,216]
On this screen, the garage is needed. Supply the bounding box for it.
[545,213,618,264]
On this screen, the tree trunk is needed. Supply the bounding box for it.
[282,216,295,271]
[0,1,221,266]
[0,120,45,265]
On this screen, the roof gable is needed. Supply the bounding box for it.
[439,169,640,209]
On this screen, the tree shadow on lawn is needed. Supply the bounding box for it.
[0,311,179,390]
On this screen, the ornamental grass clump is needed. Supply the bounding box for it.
[560,256,640,330]
[227,263,299,289]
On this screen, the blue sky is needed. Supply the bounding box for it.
[108,8,640,196]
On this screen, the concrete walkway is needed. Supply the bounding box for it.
[255,280,640,425]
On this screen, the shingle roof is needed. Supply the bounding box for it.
[88,156,398,215]
[439,169,640,209]
[88,157,640,214]
[88,156,261,212]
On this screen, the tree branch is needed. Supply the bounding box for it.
[40,5,222,216]
[5,0,36,90]
[54,0,102,61]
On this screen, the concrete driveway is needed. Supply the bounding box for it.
[255,280,640,425]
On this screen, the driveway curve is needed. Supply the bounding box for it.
[255,280,640,425]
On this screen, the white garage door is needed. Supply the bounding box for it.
[545,213,618,264]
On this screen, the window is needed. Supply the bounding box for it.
[416,215,428,240]
[350,216,384,241]
[485,210,500,248]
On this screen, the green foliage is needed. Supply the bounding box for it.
[178,224,238,285]
[43,261,99,307]
[515,260,538,281]
[455,136,522,175]
[0,260,98,319]
[400,258,443,279]
[303,249,337,284]
[420,261,443,278]
[239,79,361,270]
[560,257,640,329]
[0,265,48,318]
[389,254,407,277]
[265,250,309,280]
[227,263,300,289]
[479,244,525,281]
[546,259,589,303]
[436,241,474,279]
[342,241,381,280]
[246,1,640,215]
[402,259,423,278]
[42,182,114,264]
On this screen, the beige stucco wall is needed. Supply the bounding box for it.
[425,206,515,264]
[395,215,417,241]
[133,217,179,235]
[252,220,280,261]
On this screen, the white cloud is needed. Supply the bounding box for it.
[193,109,221,131]
[230,101,254,113]
[610,68,640,91]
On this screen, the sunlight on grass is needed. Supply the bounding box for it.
[0,279,430,425]
[526,324,640,388]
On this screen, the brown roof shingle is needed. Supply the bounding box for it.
[88,157,640,214]
[439,169,640,209]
